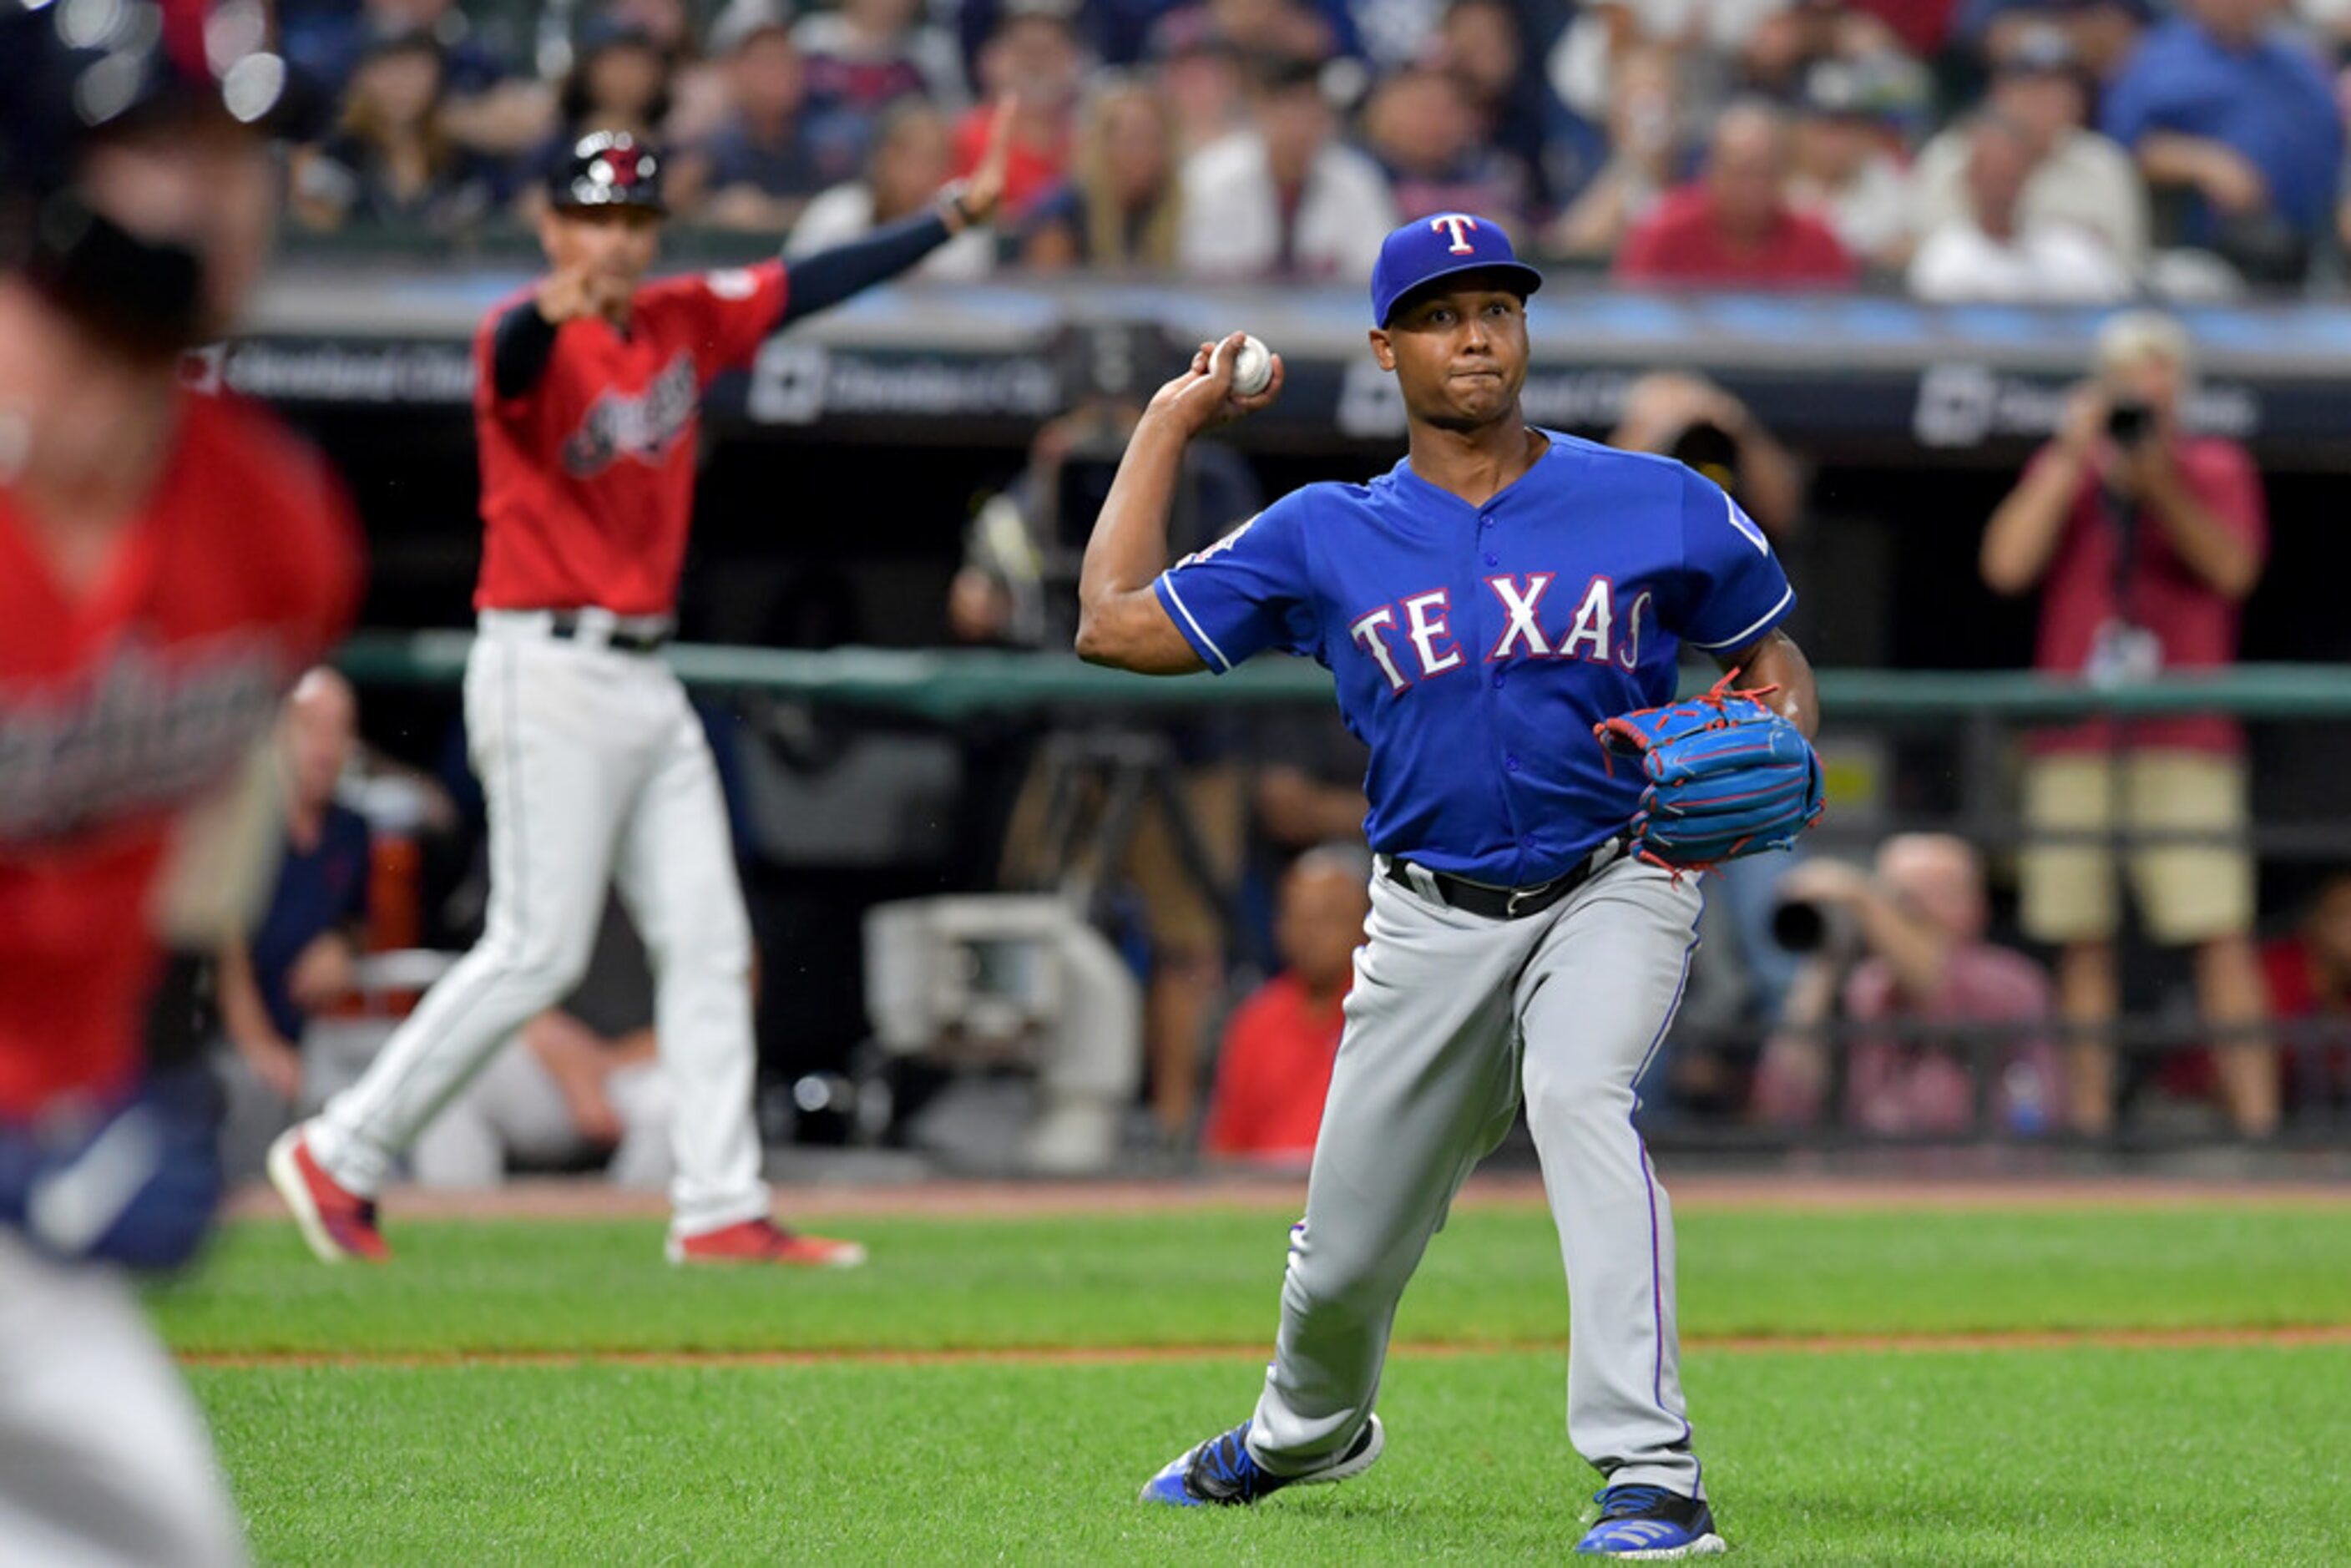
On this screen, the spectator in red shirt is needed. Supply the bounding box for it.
[1201,845,1371,1164]
[953,0,1084,218]
[1980,311,2273,1139]
[2262,871,2351,1118]
[1754,835,2062,1137]
[1615,100,1858,287]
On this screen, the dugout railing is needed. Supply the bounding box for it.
[337,634,2351,1151]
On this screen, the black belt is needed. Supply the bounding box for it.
[549,612,669,655]
[1383,837,1624,921]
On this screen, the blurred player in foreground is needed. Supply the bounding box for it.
[271,103,1022,1267]
[0,1,361,1558]
[1079,215,1822,1556]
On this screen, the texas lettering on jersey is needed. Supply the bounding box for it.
[1150,432,1795,888]
[1348,575,1657,692]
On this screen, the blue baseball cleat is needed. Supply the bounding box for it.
[1574,1484,1727,1557]
[1137,1416,1384,1506]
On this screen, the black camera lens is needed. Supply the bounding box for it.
[1772,898,1828,953]
[2106,401,2151,444]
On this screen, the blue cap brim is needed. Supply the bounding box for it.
[1380,260,1545,326]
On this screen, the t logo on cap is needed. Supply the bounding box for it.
[1370,210,1545,326]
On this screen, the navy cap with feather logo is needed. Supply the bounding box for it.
[549,129,668,215]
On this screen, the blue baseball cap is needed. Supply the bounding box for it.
[1371,214,1545,327]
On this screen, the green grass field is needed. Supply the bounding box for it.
[164,1199,2351,1564]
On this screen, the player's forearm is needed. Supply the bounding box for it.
[774,211,955,330]
[1728,630,1819,739]
[1981,454,2080,594]
[1074,416,1189,665]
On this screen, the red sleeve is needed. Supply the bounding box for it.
[320,478,366,655]
[645,260,791,384]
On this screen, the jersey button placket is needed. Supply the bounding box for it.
[1478,503,1531,878]
[1476,514,1494,676]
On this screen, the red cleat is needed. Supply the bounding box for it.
[665,1218,867,1268]
[265,1127,391,1263]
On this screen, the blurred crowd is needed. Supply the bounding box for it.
[936,303,2348,1160]
[230,0,2351,1171]
[275,0,2351,296]
[215,305,2348,1186]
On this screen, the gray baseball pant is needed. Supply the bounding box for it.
[1246,852,1708,1497]
[0,1234,246,1567]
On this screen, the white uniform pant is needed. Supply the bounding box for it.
[312,622,767,1237]
[0,1234,245,1568]
[1248,855,1708,1496]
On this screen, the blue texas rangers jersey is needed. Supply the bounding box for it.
[1152,430,1794,887]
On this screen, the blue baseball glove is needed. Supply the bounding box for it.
[1594,672,1824,873]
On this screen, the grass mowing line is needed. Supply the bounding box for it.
[178,1319,2351,1370]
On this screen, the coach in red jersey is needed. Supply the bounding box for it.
[276,108,1018,1267]
[1,1,361,1560]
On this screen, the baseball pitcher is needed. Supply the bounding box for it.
[1078,214,1824,1556]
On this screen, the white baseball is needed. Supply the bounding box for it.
[1217,333,1274,397]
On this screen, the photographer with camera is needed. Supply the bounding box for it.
[1752,835,2061,1136]
[952,380,1264,1143]
[1610,372,1806,543]
[1980,311,2273,1140]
